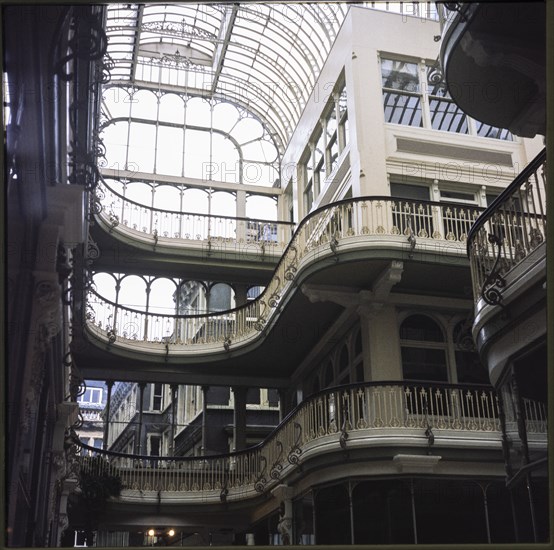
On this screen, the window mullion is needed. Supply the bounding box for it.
[467,116,477,137]
[446,326,459,384]
[420,61,432,130]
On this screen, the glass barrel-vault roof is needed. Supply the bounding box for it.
[104,3,352,151]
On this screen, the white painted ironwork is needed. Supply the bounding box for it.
[74,381,547,501]
[86,196,481,348]
[467,150,546,304]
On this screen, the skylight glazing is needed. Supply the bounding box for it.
[104,3,355,149]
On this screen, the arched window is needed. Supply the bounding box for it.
[400,315,448,382]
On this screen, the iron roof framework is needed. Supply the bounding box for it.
[104,3,354,152]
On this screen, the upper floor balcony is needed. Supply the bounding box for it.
[73,193,483,383]
[467,148,546,382]
[68,380,547,511]
[438,2,546,138]
[90,171,294,280]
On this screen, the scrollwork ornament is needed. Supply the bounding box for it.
[481,233,507,311]
[270,441,284,479]
[287,422,303,465]
[254,456,268,492]
[86,237,100,264]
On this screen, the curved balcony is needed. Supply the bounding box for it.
[83,195,483,362]
[91,176,295,277]
[439,2,546,138]
[467,148,546,381]
[67,380,543,506]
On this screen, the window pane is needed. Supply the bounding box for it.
[429,98,468,133]
[400,315,444,342]
[383,92,422,126]
[156,126,183,176]
[390,183,429,201]
[381,59,420,92]
[401,347,448,382]
[475,121,513,141]
[128,122,156,173]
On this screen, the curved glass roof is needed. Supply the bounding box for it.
[104,3,352,151]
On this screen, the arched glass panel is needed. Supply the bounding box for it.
[210,191,236,217]
[92,272,117,302]
[159,93,184,123]
[242,139,278,164]
[212,101,241,133]
[128,122,156,173]
[156,125,184,176]
[124,181,152,205]
[185,97,212,127]
[102,86,133,119]
[208,283,235,312]
[184,129,211,179]
[118,275,147,310]
[132,89,158,119]
[148,278,179,315]
[102,121,129,169]
[247,286,265,300]
[182,188,209,214]
[400,315,447,382]
[211,133,240,183]
[103,177,125,196]
[400,315,444,342]
[153,184,181,212]
[245,195,277,220]
[232,116,264,143]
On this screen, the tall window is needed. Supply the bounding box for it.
[151,383,164,411]
[302,77,349,213]
[400,315,448,382]
[148,434,161,456]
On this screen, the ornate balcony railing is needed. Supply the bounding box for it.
[94,176,295,248]
[467,149,546,306]
[85,196,482,348]
[69,381,540,502]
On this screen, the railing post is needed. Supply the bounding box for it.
[102,380,114,450]
[232,386,248,452]
[201,385,209,455]
[170,384,178,456]
[136,382,146,455]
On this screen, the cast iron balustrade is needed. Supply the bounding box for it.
[70,381,546,503]
[467,149,546,306]
[94,176,295,247]
[86,195,482,348]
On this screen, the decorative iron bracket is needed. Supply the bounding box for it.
[481,233,507,310]
[287,422,303,465]
[254,455,268,492]
[270,441,284,479]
